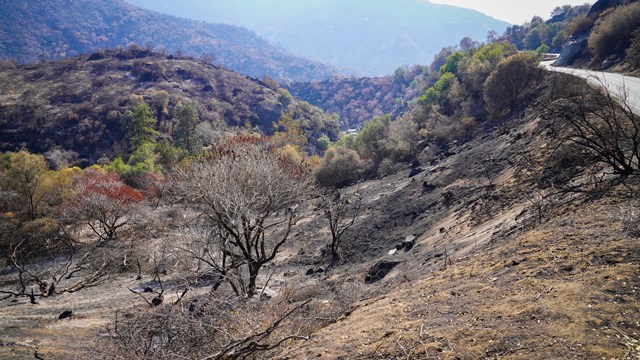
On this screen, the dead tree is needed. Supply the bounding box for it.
[172,223,247,296]
[319,187,363,262]
[0,235,109,302]
[61,170,145,244]
[173,136,313,297]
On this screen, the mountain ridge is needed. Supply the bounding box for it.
[125,0,511,76]
[0,0,337,82]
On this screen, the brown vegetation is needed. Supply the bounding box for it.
[588,1,640,66]
[0,50,339,163]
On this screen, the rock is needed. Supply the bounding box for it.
[306,268,316,276]
[365,261,401,284]
[588,0,624,17]
[87,51,105,61]
[402,236,415,251]
[143,287,154,293]
[601,54,621,69]
[388,248,397,256]
[409,167,424,178]
[58,310,73,320]
[422,182,437,194]
[151,296,163,307]
[555,34,589,66]
[316,268,324,274]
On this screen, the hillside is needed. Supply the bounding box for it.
[554,0,640,74]
[2,1,640,358]
[0,0,337,82]
[1,70,639,359]
[286,66,430,128]
[0,50,339,164]
[125,0,511,76]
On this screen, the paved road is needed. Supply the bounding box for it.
[542,60,640,115]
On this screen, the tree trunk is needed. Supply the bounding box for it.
[247,262,261,297]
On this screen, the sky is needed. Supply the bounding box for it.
[429,0,595,24]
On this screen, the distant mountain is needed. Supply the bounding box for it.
[0,50,339,163]
[0,0,337,82]
[125,0,511,76]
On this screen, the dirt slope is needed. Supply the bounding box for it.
[278,107,640,358]
[1,81,639,359]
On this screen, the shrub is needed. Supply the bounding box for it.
[356,115,390,161]
[539,76,640,176]
[316,147,367,188]
[377,158,405,177]
[588,2,640,64]
[621,200,640,238]
[626,29,640,68]
[568,14,594,37]
[536,44,551,55]
[484,52,542,118]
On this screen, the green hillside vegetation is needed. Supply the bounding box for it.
[0,48,340,169]
[503,3,591,52]
[0,0,336,82]
[314,41,547,186]
[588,0,640,70]
[286,65,432,129]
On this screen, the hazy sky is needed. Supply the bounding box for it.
[430,0,595,24]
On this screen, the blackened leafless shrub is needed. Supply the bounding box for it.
[538,76,640,178]
[319,187,363,262]
[94,297,312,360]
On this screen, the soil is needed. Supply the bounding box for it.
[1,109,639,359]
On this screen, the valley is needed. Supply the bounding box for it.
[1,0,640,359]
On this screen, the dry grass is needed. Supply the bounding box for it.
[282,186,640,359]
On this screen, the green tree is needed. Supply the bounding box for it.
[127,102,158,151]
[272,110,308,151]
[418,72,457,108]
[0,151,49,220]
[173,103,202,155]
[483,52,542,118]
[155,139,183,171]
[356,115,391,161]
[439,51,464,74]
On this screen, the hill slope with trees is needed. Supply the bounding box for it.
[286,65,431,129]
[0,0,337,82]
[0,49,339,165]
[551,0,640,73]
